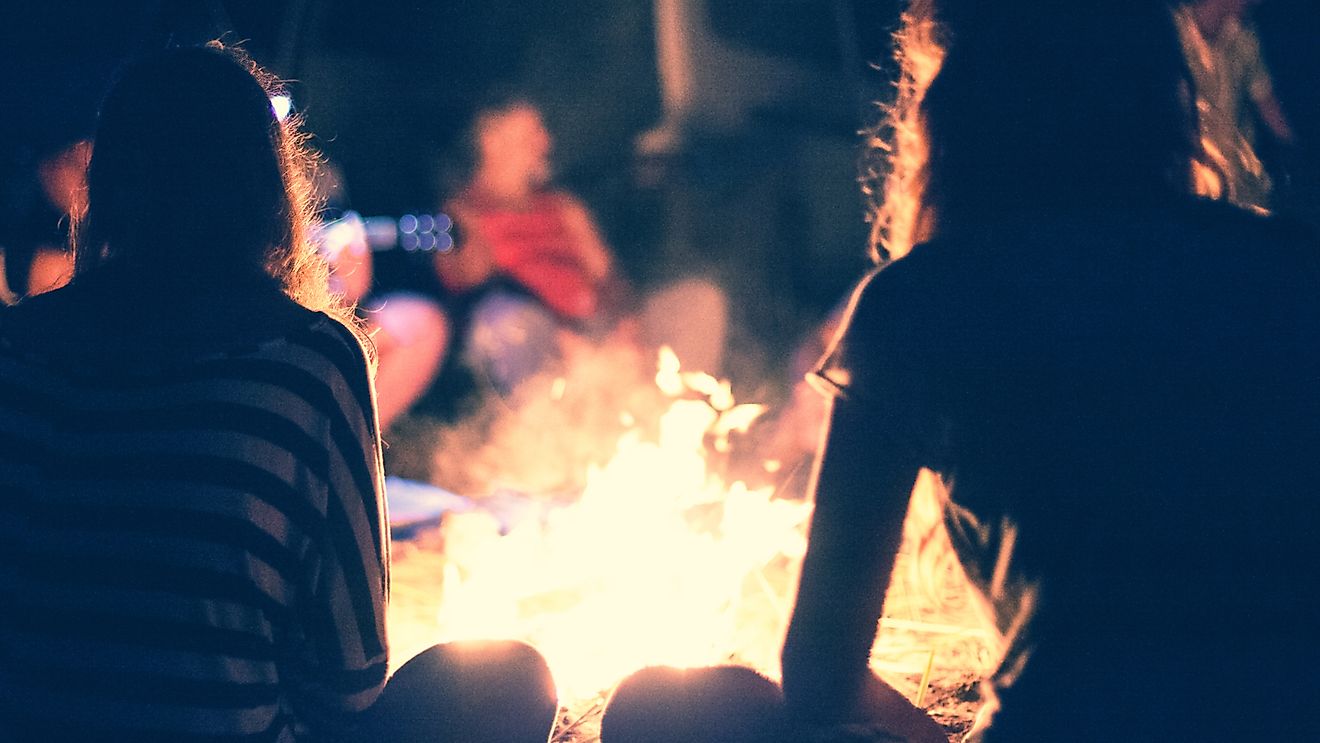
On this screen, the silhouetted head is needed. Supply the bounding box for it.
[871,0,1199,260]
[77,43,329,309]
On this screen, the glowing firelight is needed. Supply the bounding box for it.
[385,347,999,739]
[432,348,811,701]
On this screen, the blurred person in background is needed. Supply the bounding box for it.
[0,43,556,743]
[437,93,728,395]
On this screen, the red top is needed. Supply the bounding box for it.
[460,191,598,320]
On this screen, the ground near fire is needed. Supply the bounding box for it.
[382,339,991,743]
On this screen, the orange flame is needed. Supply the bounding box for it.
[388,348,999,739]
[430,348,810,701]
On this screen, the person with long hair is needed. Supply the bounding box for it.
[0,44,556,742]
[783,1,1320,741]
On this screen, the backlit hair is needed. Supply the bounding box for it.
[868,0,1199,262]
[76,42,340,318]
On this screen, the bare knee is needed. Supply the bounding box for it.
[368,640,557,743]
[602,665,783,743]
[366,293,449,427]
[368,293,450,358]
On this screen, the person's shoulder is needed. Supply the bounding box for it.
[857,236,965,305]
[3,279,362,373]
[445,186,504,221]
[288,310,373,374]
[313,313,379,433]
[840,267,890,324]
[252,308,376,430]
[445,185,479,211]
[542,189,591,215]
[836,254,936,344]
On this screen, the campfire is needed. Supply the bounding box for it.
[386,346,998,742]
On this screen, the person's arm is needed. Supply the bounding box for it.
[289,324,391,739]
[556,193,614,284]
[781,268,946,743]
[434,200,498,292]
[782,399,944,742]
[556,191,641,324]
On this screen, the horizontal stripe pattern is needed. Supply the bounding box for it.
[0,310,388,742]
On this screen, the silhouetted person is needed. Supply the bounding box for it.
[603,2,1320,741]
[0,43,556,742]
[783,1,1320,741]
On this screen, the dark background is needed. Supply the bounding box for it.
[2,0,1317,384]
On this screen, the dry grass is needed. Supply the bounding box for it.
[383,341,989,742]
[385,504,987,743]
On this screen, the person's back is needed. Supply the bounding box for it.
[0,272,388,740]
[832,198,1320,739]
[589,2,1320,740]
[0,43,392,741]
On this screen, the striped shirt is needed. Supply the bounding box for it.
[0,279,389,742]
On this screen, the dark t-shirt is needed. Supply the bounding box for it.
[816,199,1320,740]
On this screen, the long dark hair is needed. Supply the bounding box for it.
[75,42,337,316]
[868,0,1199,261]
